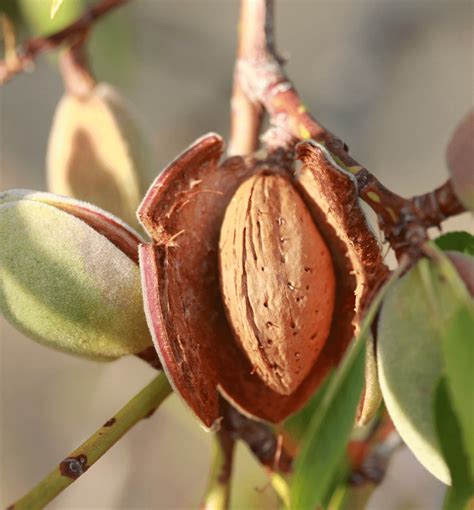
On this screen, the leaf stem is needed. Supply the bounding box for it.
[9,372,172,510]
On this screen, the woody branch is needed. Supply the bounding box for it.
[233,0,465,259]
[0,0,128,85]
[0,0,291,480]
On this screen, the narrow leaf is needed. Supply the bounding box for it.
[283,372,333,440]
[440,304,474,477]
[291,340,365,510]
[434,378,473,510]
[290,264,405,510]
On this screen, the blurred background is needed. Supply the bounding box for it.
[0,0,472,508]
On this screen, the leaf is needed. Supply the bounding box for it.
[290,341,364,510]
[290,264,405,510]
[50,0,64,19]
[283,372,333,440]
[440,303,474,477]
[435,231,474,255]
[434,378,473,510]
[0,194,151,360]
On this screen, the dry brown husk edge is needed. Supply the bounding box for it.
[138,134,386,428]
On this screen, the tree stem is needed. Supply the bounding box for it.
[9,373,172,510]
[0,0,128,85]
[235,0,465,259]
[228,0,267,156]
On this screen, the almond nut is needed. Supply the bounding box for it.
[219,173,336,395]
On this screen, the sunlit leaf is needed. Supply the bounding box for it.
[283,372,333,440]
[434,378,473,510]
[290,264,404,509]
[440,305,474,477]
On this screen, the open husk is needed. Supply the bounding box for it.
[138,134,385,428]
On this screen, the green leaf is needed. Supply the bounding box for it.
[0,194,151,359]
[50,0,64,19]
[435,231,474,255]
[434,378,473,510]
[290,341,364,510]
[284,371,333,440]
[440,305,474,477]
[290,264,405,510]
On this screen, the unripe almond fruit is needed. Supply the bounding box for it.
[377,253,474,485]
[446,110,474,211]
[47,83,155,228]
[219,173,336,395]
[0,189,151,360]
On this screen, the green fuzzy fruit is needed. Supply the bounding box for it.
[378,255,473,485]
[0,192,151,360]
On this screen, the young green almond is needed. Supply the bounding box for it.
[446,110,474,211]
[377,253,474,485]
[47,83,156,228]
[0,190,151,360]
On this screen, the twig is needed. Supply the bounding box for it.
[200,430,235,510]
[221,401,293,475]
[0,0,128,85]
[8,373,172,510]
[235,0,465,259]
[228,0,266,156]
[348,415,402,488]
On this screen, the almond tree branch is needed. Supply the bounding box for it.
[235,0,465,259]
[0,0,128,85]
[8,373,172,510]
[228,0,267,156]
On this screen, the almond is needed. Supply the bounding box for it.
[219,173,336,395]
